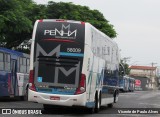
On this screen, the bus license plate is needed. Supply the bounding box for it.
[50,96,60,100]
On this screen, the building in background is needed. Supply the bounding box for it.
[129,65,158,90]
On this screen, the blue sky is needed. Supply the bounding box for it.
[34,0,160,66]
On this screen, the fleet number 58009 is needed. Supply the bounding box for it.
[67,48,81,53]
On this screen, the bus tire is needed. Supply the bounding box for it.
[95,91,101,113]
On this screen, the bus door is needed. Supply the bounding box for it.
[10,59,17,96]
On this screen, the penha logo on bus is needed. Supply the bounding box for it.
[44,24,77,39]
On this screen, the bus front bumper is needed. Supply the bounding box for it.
[28,89,86,107]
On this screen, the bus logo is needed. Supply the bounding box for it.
[34,44,80,86]
[35,43,61,58]
[54,62,80,80]
[44,24,77,39]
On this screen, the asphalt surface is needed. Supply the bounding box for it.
[1,90,160,117]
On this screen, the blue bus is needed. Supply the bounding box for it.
[118,63,126,92]
[0,47,30,99]
[119,76,125,92]
[128,77,135,92]
[119,76,129,92]
[119,76,135,92]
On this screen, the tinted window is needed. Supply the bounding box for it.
[4,53,11,71]
[0,52,4,70]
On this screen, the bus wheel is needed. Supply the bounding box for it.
[95,92,101,113]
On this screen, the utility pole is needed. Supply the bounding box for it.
[150,62,157,89]
[151,62,157,67]
[151,62,157,78]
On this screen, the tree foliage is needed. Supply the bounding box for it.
[0,0,117,50]
[0,0,34,48]
[47,2,117,38]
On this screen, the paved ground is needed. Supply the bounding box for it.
[1,90,160,117]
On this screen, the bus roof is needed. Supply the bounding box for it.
[0,47,25,57]
[37,19,85,25]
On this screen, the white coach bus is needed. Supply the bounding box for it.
[28,19,122,113]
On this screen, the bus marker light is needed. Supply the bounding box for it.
[56,19,66,22]
[81,22,85,25]
[39,20,43,22]
[29,70,36,91]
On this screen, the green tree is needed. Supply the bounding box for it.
[27,4,47,24]
[47,2,117,38]
[0,0,34,48]
[0,1,117,50]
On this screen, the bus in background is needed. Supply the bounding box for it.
[0,48,30,99]
[119,75,135,92]
[119,77,125,92]
[119,75,130,92]
[128,77,135,92]
[118,63,126,92]
[123,76,130,92]
[28,19,122,113]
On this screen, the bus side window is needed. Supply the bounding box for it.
[19,57,22,73]
[4,53,11,71]
[17,57,20,72]
[0,52,4,70]
[27,58,30,73]
[23,58,27,73]
[19,57,27,73]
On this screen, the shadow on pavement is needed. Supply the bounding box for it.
[42,105,113,115]
[42,107,90,115]
[0,97,23,102]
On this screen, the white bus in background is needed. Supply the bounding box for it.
[28,19,123,113]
